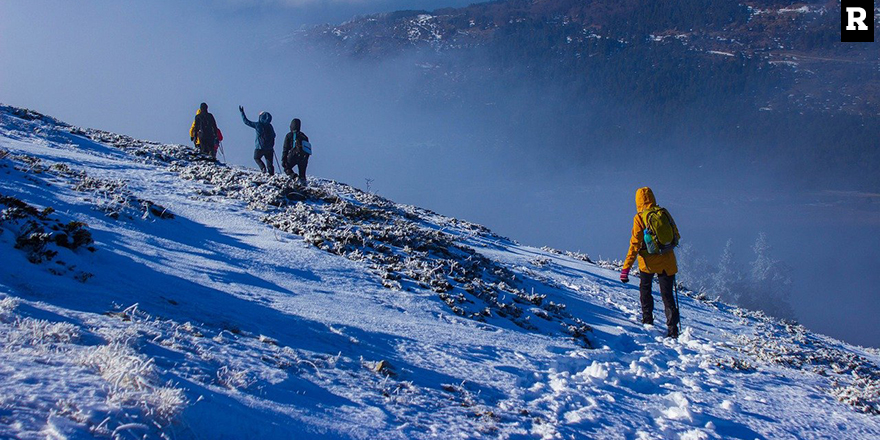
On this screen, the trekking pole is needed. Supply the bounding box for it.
[273,151,282,175]
[219,142,227,163]
[674,282,682,335]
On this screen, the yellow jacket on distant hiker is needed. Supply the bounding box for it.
[189,109,201,144]
[190,108,218,147]
[623,187,680,275]
[190,103,221,160]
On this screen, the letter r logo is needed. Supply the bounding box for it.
[846,7,868,30]
[841,0,875,42]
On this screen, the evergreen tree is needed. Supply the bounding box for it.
[746,233,796,320]
[711,239,743,304]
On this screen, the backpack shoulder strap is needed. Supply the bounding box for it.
[638,207,655,226]
[640,206,663,232]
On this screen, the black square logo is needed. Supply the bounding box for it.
[841,0,875,42]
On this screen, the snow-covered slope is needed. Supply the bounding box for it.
[1,105,879,439]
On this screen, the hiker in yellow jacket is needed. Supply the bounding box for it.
[190,102,220,159]
[620,187,681,338]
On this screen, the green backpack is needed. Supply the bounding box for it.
[640,206,678,255]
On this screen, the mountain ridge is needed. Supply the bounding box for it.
[297,0,880,190]
[312,0,879,116]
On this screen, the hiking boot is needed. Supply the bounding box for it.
[666,328,679,339]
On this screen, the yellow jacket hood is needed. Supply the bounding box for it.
[636,187,656,213]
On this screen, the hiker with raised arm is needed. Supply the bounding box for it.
[619,187,682,338]
[281,118,311,185]
[239,105,276,175]
[190,102,221,160]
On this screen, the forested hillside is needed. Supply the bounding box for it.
[306,0,880,188]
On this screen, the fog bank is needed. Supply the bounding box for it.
[2,0,878,347]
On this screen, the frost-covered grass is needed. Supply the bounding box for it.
[175,159,594,346]
[1,296,80,350]
[0,294,185,439]
[79,339,187,420]
[6,316,80,347]
[726,310,880,415]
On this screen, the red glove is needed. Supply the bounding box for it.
[620,268,630,283]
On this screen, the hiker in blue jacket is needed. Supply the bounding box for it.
[239,105,276,176]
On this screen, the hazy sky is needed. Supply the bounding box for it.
[2,1,878,347]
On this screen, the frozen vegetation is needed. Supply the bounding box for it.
[1,105,879,439]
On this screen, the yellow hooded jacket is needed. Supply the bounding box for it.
[623,187,680,275]
[190,108,202,145]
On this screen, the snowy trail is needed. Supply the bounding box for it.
[1,106,880,439]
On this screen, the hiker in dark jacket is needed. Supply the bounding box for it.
[281,118,310,184]
[239,105,275,175]
[190,102,220,159]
